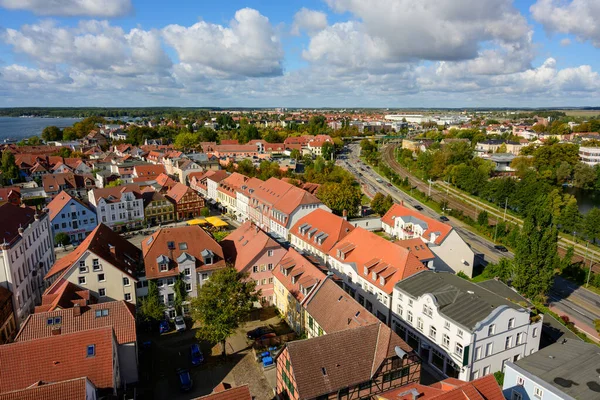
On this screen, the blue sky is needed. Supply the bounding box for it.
[0,0,599,107]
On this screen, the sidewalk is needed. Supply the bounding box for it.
[548,305,600,342]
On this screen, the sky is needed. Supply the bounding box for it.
[0,0,599,108]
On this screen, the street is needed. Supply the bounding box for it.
[342,142,600,341]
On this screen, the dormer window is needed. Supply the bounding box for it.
[160,263,167,272]
[379,277,385,285]
[371,272,377,280]
[363,266,368,275]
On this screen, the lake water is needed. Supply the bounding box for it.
[564,187,600,214]
[0,117,82,141]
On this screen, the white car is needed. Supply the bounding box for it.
[175,316,186,332]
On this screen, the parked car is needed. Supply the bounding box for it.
[494,245,509,252]
[414,205,424,211]
[386,183,393,187]
[174,316,186,332]
[439,216,450,222]
[259,332,277,341]
[247,326,274,339]
[190,343,204,366]
[176,369,193,392]
[159,320,170,334]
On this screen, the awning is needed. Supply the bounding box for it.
[205,216,228,228]
[187,218,208,226]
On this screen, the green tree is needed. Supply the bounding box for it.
[174,131,200,150]
[477,210,489,227]
[106,179,124,188]
[139,280,166,322]
[25,136,43,145]
[573,163,596,189]
[1,151,20,183]
[556,197,582,235]
[317,182,362,217]
[173,273,188,316]
[321,141,334,161]
[512,196,559,301]
[42,126,63,141]
[191,267,259,356]
[371,193,385,215]
[54,232,71,247]
[290,148,301,161]
[201,207,210,218]
[555,161,572,184]
[583,208,600,242]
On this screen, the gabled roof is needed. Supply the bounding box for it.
[328,228,426,294]
[165,182,194,202]
[305,278,379,333]
[272,185,322,217]
[217,172,248,196]
[290,209,354,254]
[35,279,93,313]
[221,221,284,272]
[16,300,136,345]
[0,203,40,246]
[195,384,252,400]
[394,238,435,262]
[205,169,229,183]
[378,375,504,400]
[142,225,225,279]
[133,164,166,177]
[46,191,92,221]
[381,204,452,245]
[272,248,325,303]
[0,327,116,392]
[155,173,178,192]
[285,323,412,399]
[89,184,142,203]
[0,377,93,400]
[45,223,141,280]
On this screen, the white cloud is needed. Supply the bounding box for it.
[0,0,132,17]
[291,8,328,36]
[531,0,600,47]
[162,8,283,78]
[560,38,572,47]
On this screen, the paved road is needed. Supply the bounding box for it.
[342,143,600,339]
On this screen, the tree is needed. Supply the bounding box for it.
[53,147,73,158]
[26,136,42,145]
[173,273,188,316]
[106,179,124,187]
[371,193,385,215]
[139,280,166,322]
[54,232,71,247]
[1,151,20,183]
[290,148,301,161]
[42,126,62,141]
[321,141,334,161]
[201,207,210,218]
[174,131,200,150]
[317,182,362,217]
[555,161,572,183]
[477,210,489,227]
[191,267,259,356]
[573,163,596,189]
[584,208,600,243]
[512,196,560,301]
[556,197,582,235]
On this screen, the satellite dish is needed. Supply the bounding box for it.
[394,346,407,359]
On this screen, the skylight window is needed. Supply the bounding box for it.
[179,243,188,250]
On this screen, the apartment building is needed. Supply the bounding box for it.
[142,190,175,225]
[165,182,204,220]
[579,146,600,166]
[221,221,286,305]
[235,177,262,223]
[392,271,542,381]
[47,190,98,244]
[290,208,355,263]
[206,170,230,202]
[142,226,225,317]
[0,204,55,325]
[217,172,249,216]
[45,224,141,305]
[381,204,476,277]
[88,185,145,231]
[327,227,427,325]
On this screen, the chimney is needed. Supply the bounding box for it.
[109,244,116,257]
[342,209,348,221]
[73,304,81,317]
[51,326,61,336]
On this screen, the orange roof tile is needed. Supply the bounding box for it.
[394,238,435,261]
[195,384,252,400]
[0,377,92,400]
[378,375,504,400]
[290,209,354,254]
[35,279,93,313]
[45,191,92,221]
[0,327,116,392]
[272,248,325,303]
[221,221,284,272]
[328,228,426,294]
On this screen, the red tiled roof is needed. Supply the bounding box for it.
[217,172,248,197]
[272,248,325,303]
[0,377,92,400]
[165,182,194,202]
[221,221,284,272]
[378,375,504,400]
[45,223,140,280]
[195,384,252,400]
[382,203,452,245]
[45,191,91,221]
[35,279,93,313]
[134,164,166,177]
[205,170,229,183]
[89,184,142,203]
[16,300,136,345]
[0,327,116,392]
[142,225,225,279]
[328,228,426,294]
[155,173,178,191]
[290,209,354,254]
[394,238,435,261]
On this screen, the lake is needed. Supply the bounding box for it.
[0,117,82,141]
[564,187,600,214]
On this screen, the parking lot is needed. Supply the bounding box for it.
[136,308,289,400]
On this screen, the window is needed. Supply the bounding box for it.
[508,318,515,329]
[253,266,258,273]
[423,304,433,317]
[511,390,523,400]
[502,358,510,372]
[261,265,266,272]
[87,345,95,357]
[408,299,413,307]
[429,326,437,340]
[534,387,543,399]
[123,277,130,286]
[269,277,273,284]
[179,242,187,250]
[396,304,403,317]
[268,250,273,256]
[483,366,490,376]
[98,274,105,282]
[517,376,525,386]
[157,279,164,287]
[407,310,413,323]
[268,263,273,270]
[95,309,110,317]
[516,332,523,345]
[78,276,86,285]
[532,327,538,337]
[261,279,267,285]
[79,265,88,274]
[444,321,450,330]
[486,342,493,356]
[457,329,463,338]
[92,259,101,271]
[167,278,174,286]
[442,334,450,348]
[202,273,208,280]
[455,343,464,357]
[475,346,481,360]
[124,293,132,301]
[159,263,168,272]
[184,268,191,276]
[505,336,513,350]
[472,370,480,380]
[488,324,495,336]
[99,288,106,297]
[185,283,192,292]
[417,317,424,331]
